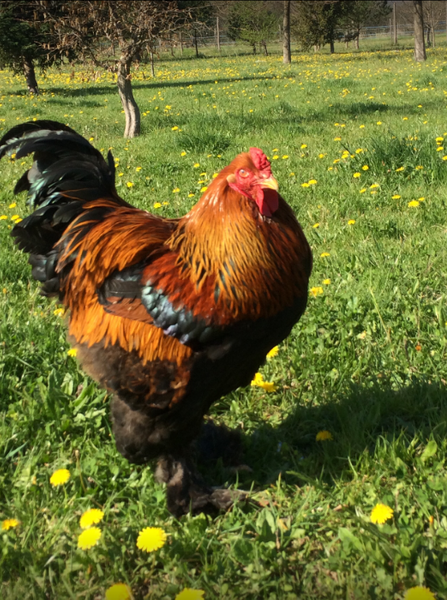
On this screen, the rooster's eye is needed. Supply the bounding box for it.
[239,169,249,178]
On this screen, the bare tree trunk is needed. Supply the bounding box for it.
[193,30,199,58]
[179,31,183,55]
[355,34,359,49]
[330,38,335,53]
[22,57,39,95]
[262,41,268,56]
[117,57,140,138]
[433,23,436,47]
[282,0,291,64]
[150,51,155,77]
[413,0,426,61]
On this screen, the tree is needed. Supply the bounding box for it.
[292,0,344,54]
[0,1,67,94]
[422,0,445,48]
[228,1,279,56]
[338,1,390,50]
[283,0,291,63]
[413,0,426,61]
[37,1,192,138]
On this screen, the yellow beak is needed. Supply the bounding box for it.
[260,176,279,192]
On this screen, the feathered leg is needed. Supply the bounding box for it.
[155,452,245,518]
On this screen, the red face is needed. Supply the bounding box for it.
[227,148,279,217]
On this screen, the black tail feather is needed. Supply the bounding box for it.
[0,120,129,297]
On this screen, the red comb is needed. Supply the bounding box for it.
[249,148,271,173]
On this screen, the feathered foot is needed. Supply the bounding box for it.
[155,453,247,518]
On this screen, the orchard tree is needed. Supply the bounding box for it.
[0,1,68,94]
[37,0,192,137]
[338,1,390,49]
[292,0,344,54]
[228,1,279,56]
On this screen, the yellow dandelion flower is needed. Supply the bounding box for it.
[188,193,195,198]
[308,179,317,185]
[172,188,180,193]
[126,182,134,188]
[310,286,323,297]
[316,430,333,441]
[370,503,394,524]
[8,203,16,208]
[175,590,205,600]
[348,219,356,225]
[77,526,101,550]
[272,155,279,160]
[408,200,420,207]
[200,186,208,192]
[80,508,104,529]
[1,518,20,531]
[442,156,447,161]
[171,126,179,131]
[105,584,133,600]
[136,527,167,553]
[50,468,70,486]
[300,144,307,149]
[392,195,401,200]
[193,163,200,168]
[323,279,331,285]
[404,587,435,600]
[376,121,382,125]
[266,346,279,358]
[135,166,142,172]
[313,223,319,228]
[67,348,77,357]
[353,173,361,178]
[11,215,20,221]
[301,182,310,188]
[282,155,289,159]
[180,151,186,157]
[333,137,341,141]
[250,372,277,392]
[0,215,8,220]
[359,188,366,193]
[418,197,425,202]
[320,252,330,258]
[436,147,444,152]
[53,308,65,316]
[362,165,369,171]
[153,202,162,208]
[359,124,365,128]
[396,166,405,172]
[415,165,424,170]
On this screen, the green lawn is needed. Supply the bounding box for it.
[1,45,447,599]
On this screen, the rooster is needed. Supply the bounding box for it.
[0,121,312,517]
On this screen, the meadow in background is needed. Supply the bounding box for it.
[1,42,447,599]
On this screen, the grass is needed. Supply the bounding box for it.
[1,44,447,599]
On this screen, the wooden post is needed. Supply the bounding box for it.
[216,16,220,52]
[179,31,183,55]
[393,2,397,45]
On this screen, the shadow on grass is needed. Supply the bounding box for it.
[204,379,447,491]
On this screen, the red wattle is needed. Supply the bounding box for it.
[256,188,279,217]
